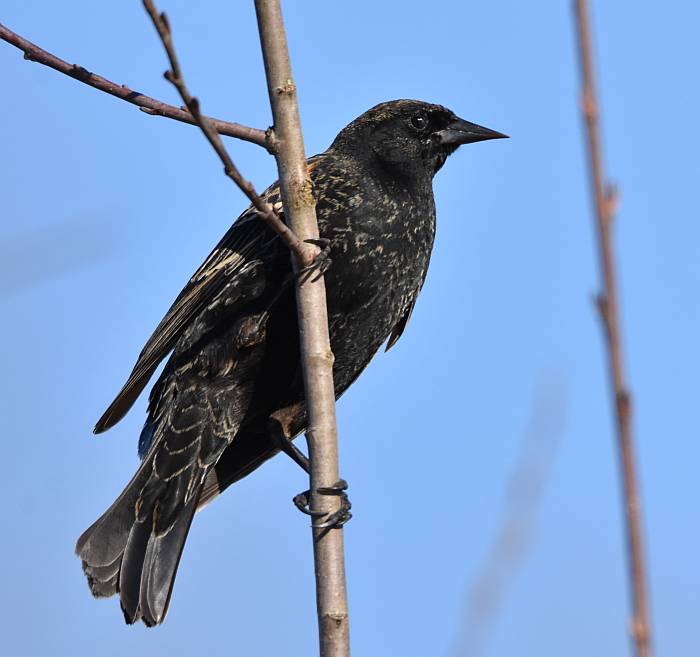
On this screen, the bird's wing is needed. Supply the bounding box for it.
[94,200,280,434]
[80,280,268,624]
[385,293,419,352]
[94,154,326,433]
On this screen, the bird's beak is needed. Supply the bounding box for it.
[434,117,509,146]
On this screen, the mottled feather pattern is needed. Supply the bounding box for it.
[76,100,506,625]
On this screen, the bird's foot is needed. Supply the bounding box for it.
[298,238,332,283]
[293,479,352,529]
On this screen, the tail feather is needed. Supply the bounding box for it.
[77,458,203,626]
[139,491,201,626]
[78,312,261,624]
[76,458,153,568]
[92,572,120,598]
[119,516,153,624]
[76,458,154,600]
[82,554,122,598]
[82,555,121,598]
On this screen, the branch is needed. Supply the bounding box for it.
[141,1,307,263]
[573,3,653,656]
[254,2,349,656]
[451,375,567,657]
[0,21,274,151]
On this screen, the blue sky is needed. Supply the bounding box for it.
[1,2,698,656]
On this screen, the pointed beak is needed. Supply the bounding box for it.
[434,117,509,146]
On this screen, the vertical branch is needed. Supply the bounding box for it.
[573,2,653,656]
[254,2,350,656]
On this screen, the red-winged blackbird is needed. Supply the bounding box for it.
[76,99,506,625]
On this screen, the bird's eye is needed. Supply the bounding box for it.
[409,114,429,132]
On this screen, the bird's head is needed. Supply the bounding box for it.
[331,99,507,180]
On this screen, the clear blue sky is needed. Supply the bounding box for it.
[2,2,698,656]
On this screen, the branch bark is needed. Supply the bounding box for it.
[573,3,653,656]
[254,2,350,656]
[0,21,273,150]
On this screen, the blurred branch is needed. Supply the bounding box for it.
[141,1,308,264]
[0,22,274,151]
[0,214,122,297]
[451,375,567,657]
[254,1,349,655]
[573,2,653,656]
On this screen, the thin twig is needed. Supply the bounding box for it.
[0,21,275,151]
[141,1,308,263]
[451,375,567,657]
[573,2,653,656]
[254,2,349,656]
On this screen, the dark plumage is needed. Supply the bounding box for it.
[76,99,506,625]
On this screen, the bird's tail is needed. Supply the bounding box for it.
[75,454,202,626]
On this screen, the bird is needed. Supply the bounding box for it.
[76,99,506,626]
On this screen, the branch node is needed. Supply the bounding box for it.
[581,90,597,119]
[275,81,296,95]
[604,182,619,219]
[594,292,609,321]
[159,12,170,33]
[616,389,631,419]
[324,612,348,627]
[631,616,650,644]
[265,127,280,153]
[70,64,92,82]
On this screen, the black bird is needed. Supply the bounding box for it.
[76,99,506,626]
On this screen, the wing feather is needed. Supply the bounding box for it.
[385,293,418,352]
[94,205,276,434]
[93,154,324,434]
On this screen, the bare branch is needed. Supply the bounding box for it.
[254,1,349,656]
[573,2,653,656]
[141,1,308,263]
[0,21,274,151]
[451,375,567,657]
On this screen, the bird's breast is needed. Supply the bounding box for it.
[316,190,435,373]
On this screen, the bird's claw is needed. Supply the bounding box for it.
[293,490,326,518]
[298,238,332,283]
[292,479,352,529]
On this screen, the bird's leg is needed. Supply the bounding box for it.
[268,412,352,528]
[269,417,311,474]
